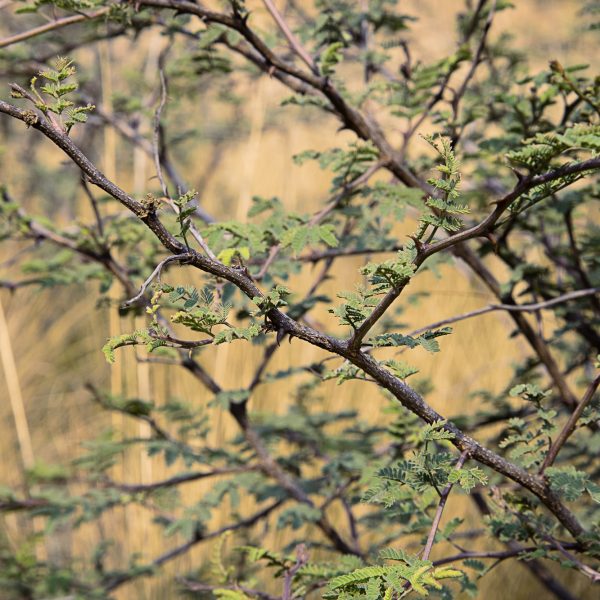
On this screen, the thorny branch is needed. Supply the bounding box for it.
[0,95,589,543]
[1,2,600,593]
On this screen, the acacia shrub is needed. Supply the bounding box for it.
[0,1,599,599]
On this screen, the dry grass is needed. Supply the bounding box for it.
[0,1,597,598]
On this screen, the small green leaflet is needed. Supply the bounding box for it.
[280,224,339,254]
[213,323,261,344]
[371,327,452,352]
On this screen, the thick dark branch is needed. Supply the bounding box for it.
[0,497,51,512]
[348,350,584,539]
[0,100,362,555]
[348,160,600,352]
[223,38,324,102]
[0,278,46,290]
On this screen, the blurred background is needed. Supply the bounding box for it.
[0,1,597,598]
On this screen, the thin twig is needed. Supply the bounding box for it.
[80,176,105,237]
[550,61,600,118]
[282,544,309,600]
[545,536,600,582]
[138,0,427,191]
[470,490,581,600]
[455,244,579,409]
[89,98,212,220]
[541,374,600,472]
[148,330,213,349]
[408,288,600,338]
[151,46,217,257]
[255,159,387,280]
[85,381,176,443]
[255,244,280,280]
[109,466,256,493]
[104,500,284,592]
[564,210,600,315]
[421,451,469,561]
[402,0,492,148]
[0,8,110,49]
[152,46,171,199]
[451,0,497,118]
[308,159,388,226]
[122,253,193,307]
[261,0,316,72]
[298,243,403,263]
[432,543,579,567]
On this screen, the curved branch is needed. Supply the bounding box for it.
[123,253,193,307]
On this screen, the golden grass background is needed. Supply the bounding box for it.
[0,1,597,598]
